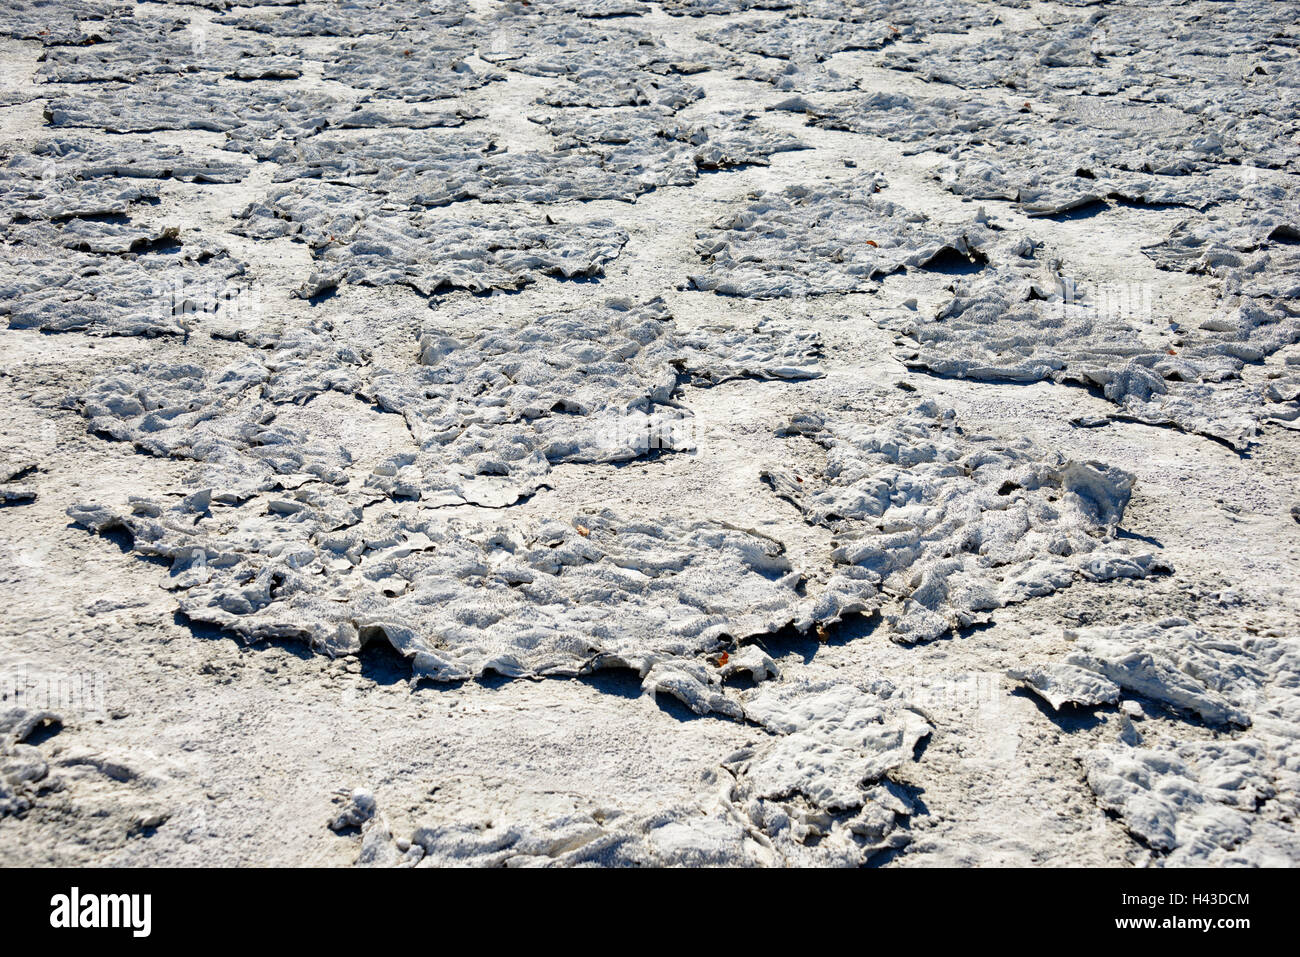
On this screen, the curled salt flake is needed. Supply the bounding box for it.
[0,708,61,750]
[0,707,63,819]
[329,788,378,832]
[641,660,742,719]
[1007,663,1121,711]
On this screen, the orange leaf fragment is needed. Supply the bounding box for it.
[864,240,879,247]
[717,652,729,666]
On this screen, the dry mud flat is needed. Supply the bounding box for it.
[1,0,1298,867]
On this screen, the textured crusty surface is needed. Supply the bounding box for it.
[1,0,1298,868]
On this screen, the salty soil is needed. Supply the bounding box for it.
[1,0,1298,866]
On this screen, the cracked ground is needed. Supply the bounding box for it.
[1,0,1298,867]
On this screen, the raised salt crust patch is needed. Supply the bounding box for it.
[764,401,1166,643]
